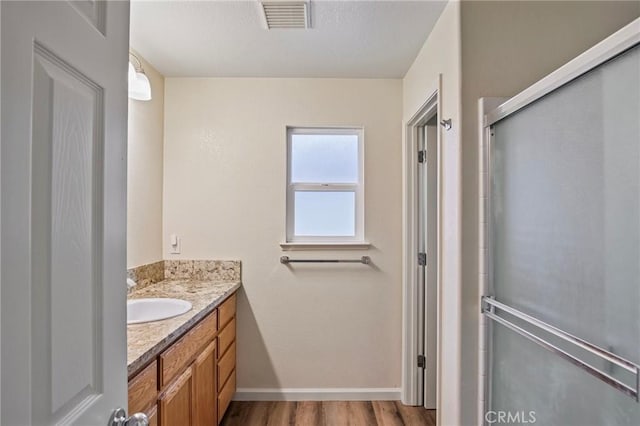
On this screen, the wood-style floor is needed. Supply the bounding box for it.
[220,401,436,426]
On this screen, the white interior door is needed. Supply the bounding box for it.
[416,119,438,409]
[417,125,426,406]
[1,1,130,425]
[423,122,438,410]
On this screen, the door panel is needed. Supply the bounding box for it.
[32,42,104,420]
[69,0,106,35]
[1,1,130,424]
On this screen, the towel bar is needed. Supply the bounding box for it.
[280,256,371,265]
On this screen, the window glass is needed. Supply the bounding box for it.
[294,191,356,236]
[290,134,359,183]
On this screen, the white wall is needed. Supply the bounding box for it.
[403,2,462,424]
[459,2,640,425]
[163,78,403,392]
[127,52,164,269]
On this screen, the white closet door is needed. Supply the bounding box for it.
[1,1,130,424]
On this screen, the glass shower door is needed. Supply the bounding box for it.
[486,43,640,425]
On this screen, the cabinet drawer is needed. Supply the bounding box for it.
[217,341,236,391]
[159,310,218,388]
[217,369,236,424]
[219,293,236,328]
[128,360,158,415]
[218,317,235,357]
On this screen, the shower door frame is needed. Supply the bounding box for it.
[477,17,640,426]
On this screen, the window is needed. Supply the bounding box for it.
[286,127,364,244]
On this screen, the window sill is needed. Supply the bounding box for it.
[280,242,371,251]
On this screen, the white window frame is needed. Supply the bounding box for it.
[285,126,365,244]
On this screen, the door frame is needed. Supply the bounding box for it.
[0,3,2,419]
[401,75,442,411]
[476,96,507,426]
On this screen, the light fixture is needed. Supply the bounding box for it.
[128,52,152,101]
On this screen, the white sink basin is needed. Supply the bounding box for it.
[127,298,192,325]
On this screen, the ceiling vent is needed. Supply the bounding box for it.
[261,1,310,29]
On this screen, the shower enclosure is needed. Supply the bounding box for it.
[480,19,640,425]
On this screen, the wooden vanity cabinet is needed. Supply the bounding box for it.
[127,291,237,426]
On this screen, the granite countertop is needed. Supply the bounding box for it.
[127,279,241,377]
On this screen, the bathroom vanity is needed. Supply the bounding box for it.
[127,272,240,426]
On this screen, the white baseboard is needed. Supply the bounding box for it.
[234,388,402,402]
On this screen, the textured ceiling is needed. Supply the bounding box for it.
[130,0,447,78]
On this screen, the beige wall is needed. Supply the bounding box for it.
[163,78,403,390]
[403,2,462,424]
[127,52,164,268]
[459,2,640,425]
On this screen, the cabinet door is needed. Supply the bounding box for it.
[148,406,158,426]
[159,366,194,426]
[128,360,158,415]
[194,340,217,426]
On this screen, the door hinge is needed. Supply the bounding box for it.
[418,355,426,368]
[418,150,426,163]
[418,252,426,266]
